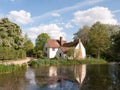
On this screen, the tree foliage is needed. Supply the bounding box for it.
[35,33,50,50]
[66,47,75,59]
[74,25,90,45]
[74,22,113,59]
[89,22,110,59]
[111,31,120,61]
[34,33,50,58]
[0,18,24,49]
[0,18,27,60]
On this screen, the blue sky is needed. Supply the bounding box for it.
[0,0,120,43]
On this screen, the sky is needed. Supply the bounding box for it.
[0,0,120,43]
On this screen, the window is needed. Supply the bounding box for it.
[59,53,62,57]
[44,53,47,57]
[46,48,47,51]
[52,48,55,51]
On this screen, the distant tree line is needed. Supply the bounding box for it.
[74,22,120,62]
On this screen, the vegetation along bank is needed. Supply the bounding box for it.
[28,59,107,67]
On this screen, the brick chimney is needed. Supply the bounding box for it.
[78,39,81,43]
[60,37,63,46]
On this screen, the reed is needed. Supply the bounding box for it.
[28,58,107,67]
[0,64,27,74]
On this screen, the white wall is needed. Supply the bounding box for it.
[80,42,86,58]
[49,48,58,58]
[75,42,86,59]
[44,42,59,58]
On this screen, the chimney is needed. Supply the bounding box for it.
[60,37,63,46]
[78,39,81,43]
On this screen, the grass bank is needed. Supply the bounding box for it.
[0,64,27,74]
[28,58,107,67]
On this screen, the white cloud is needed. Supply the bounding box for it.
[8,10,33,24]
[65,23,73,29]
[51,13,60,17]
[28,24,66,41]
[73,6,118,26]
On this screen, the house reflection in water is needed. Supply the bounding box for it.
[48,66,58,88]
[74,64,86,86]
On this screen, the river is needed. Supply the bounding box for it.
[0,64,120,90]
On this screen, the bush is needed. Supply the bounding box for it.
[0,47,26,61]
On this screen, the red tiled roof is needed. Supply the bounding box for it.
[47,38,80,49]
[47,39,60,48]
[62,40,79,47]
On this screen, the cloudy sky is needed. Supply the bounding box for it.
[0,0,120,43]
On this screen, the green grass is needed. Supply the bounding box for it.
[0,64,27,74]
[28,58,107,67]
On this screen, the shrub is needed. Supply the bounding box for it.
[0,47,26,61]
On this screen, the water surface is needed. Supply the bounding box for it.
[0,64,120,90]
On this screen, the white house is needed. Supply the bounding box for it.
[44,37,86,59]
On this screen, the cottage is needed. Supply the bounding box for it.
[44,37,86,59]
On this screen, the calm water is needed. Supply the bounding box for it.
[0,64,120,90]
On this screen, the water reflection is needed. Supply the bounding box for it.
[0,71,26,90]
[0,64,120,90]
[25,68,36,85]
[48,66,58,88]
[74,64,86,86]
[25,68,39,90]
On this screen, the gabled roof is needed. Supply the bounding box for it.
[60,40,80,54]
[47,39,60,48]
[62,40,79,47]
[46,38,80,50]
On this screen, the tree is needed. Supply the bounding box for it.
[0,18,24,49]
[35,33,50,58]
[23,40,34,57]
[0,18,26,60]
[89,22,110,59]
[74,25,90,55]
[111,31,120,61]
[66,47,75,59]
[74,25,90,45]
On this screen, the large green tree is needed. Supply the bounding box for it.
[89,22,110,59]
[0,18,26,60]
[0,18,24,49]
[35,33,50,58]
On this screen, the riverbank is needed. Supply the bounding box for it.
[28,58,107,67]
[0,57,31,66]
[0,64,27,74]
[0,57,31,74]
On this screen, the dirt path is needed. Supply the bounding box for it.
[1,57,31,66]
